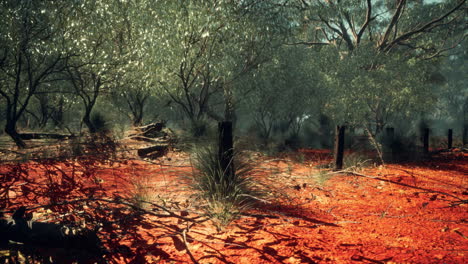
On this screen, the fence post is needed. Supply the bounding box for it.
[464,124,467,146]
[423,128,430,154]
[334,125,345,171]
[385,127,395,161]
[448,129,453,149]
[218,121,234,178]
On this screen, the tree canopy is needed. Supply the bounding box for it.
[0,0,466,147]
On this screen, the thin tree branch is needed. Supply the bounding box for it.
[357,0,373,44]
[379,0,406,50]
[383,0,466,52]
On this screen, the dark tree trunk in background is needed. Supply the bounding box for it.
[124,89,149,127]
[334,125,345,171]
[51,97,64,128]
[36,94,50,128]
[5,119,26,149]
[463,100,468,146]
[448,129,453,149]
[386,127,394,141]
[131,101,144,127]
[218,121,234,179]
[463,124,468,146]
[132,114,143,127]
[423,128,429,154]
[375,120,384,136]
[319,114,332,148]
[83,109,96,134]
[67,68,102,134]
[385,127,395,161]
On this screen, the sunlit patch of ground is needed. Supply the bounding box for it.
[1,149,466,263]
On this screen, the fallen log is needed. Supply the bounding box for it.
[131,122,165,138]
[137,145,169,159]
[128,135,157,143]
[0,207,105,260]
[19,133,75,140]
[126,122,178,159]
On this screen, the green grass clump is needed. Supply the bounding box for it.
[312,170,333,186]
[343,152,372,171]
[190,146,264,227]
[129,175,158,210]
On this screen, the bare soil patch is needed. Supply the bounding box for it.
[0,148,466,263]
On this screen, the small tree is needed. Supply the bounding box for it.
[64,0,123,134]
[293,0,466,135]
[0,1,71,147]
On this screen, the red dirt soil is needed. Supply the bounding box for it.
[1,149,466,264]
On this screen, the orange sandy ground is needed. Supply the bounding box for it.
[1,149,467,264]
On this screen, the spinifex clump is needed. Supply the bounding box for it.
[190,146,264,227]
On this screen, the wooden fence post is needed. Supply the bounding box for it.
[218,121,234,178]
[334,125,345,171]
[463,124,467,146]
[386,127,394,140]
[385,127,395,161]
[423,128,429,154]
[448,129,453,149]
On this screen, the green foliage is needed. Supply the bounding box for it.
[314,46,436,132]
[129,0,296,125]
[295,0,465,134]
[0,0,465,149]
[190,145,264,226]
[243,45,317,144]
[432,41,467,129]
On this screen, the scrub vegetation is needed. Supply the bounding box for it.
[0,0,466,263]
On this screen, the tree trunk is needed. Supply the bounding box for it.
[463,124,467,146]
[319,114,332,148]
[190,117,207,137]
[334,125,345,171]
[422,128,429,154]
[463,95,468,146]
[385,127,395,161]
[447,129,453,149]
[375,121,384,136]
[83,109,96,134]
[5,120,26,148]
[37,95,50,128]
[218,121,234,180]
[51,97,64,128]
[132,112,143,127]
[127,95,145,127]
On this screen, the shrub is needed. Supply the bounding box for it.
[190,119,210,138]
[295,153,306,164]
[190,145,264,227]
[129,174,158,210]
[343,152,372,171]
[91,112,109,134]
[312,169,333,186]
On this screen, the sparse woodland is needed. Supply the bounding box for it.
[0,1,467,263]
